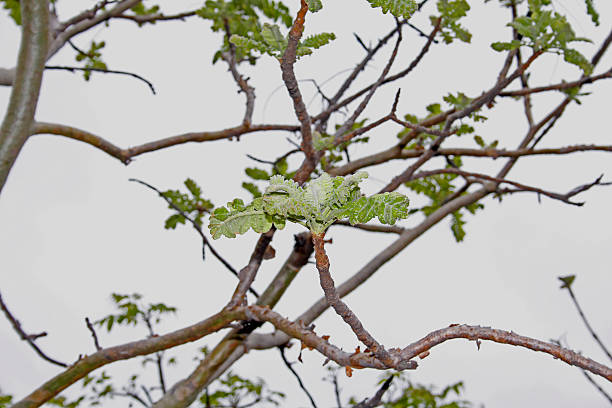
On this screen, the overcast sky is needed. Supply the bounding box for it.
[1,1,611,407]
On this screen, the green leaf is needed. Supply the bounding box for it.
[184,178,202,197]
[366,0,418,19]
[474,135,485,147]
[245,167,270,180]
[1,0,20,25]
[450,211,466,242]
[584,0,599,26]
[343,192,410,225]
[558,274,576,289]
[164,213,186,229]
[305,0,323,12]
[242,182,262,198]
[491,40,521,52]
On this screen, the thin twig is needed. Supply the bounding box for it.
[279,346,318,408]
[582,371,612,405]
[562,284,612,363]
[128,178,259,298]
[353,376,393,408]
[334,220,405,234]
[85,317,101,351]
[44,65,157,94]
[0,291,68,367]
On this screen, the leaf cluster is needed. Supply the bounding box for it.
[196,0,293,64]
[209,172,410,238]
[242,156,294,198]
[74,41,108,81]
[431,0,472,44]
[95,293,177,332]
[491,0,593,74]
[200,372,285,407]
[161,178,214,229]
[405,168,484,242]
[366,0,418,19]
[382,379,471,408]
[314,119,370,169]
[230,23,336,60]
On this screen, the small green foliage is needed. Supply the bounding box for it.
[130,2,160,15]
[47,395,85,408]
[197,0,293,64]
[230,24,336,60]
[405,170,483,242]
[209,172,409,237]
[74,41,108,81]
[0,394,12,408]
[95,293,177,332]
[161,178,214,229]
[431,0,472,44]
[200,371,285,407]
[583,0,599,26]
[381,378,471,407]
[0,0,20,25]
[366,0,418,19]
[558,274,576,289]
[305,0,323,12]
[491,1,593,74]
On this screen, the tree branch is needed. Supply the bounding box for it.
[44,65,157,94]
[560,281,612,363]
[31,122,299,164]
[400,324,612,382]
[0,0,49,194]
[11,308,245,408]
[280,0,314,166]
[353,376,393,408]
[279,346,318,408]
[0,291,67,367]
[128,178,258,297]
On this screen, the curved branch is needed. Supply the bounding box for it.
[400,324,612,382]
[0,0,49,194]
[44,65,157,94]
[31,122,299,164]
[11,308,245,408]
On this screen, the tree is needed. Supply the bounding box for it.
[0,0,611,407]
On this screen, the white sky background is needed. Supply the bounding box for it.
[0,0,611,407]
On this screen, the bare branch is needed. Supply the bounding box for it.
[115,9,198,25]
[582,371,612,405]
[128,178,258,298]
[499,69,612,97]
[31,122,299,164]
[560,280,612,363]
[44,65,157,94]
[279,346,318,408]
[0,0,49,194]
[227,230,275,307]
[314,21,441,122]
[0,291,67,367]
[280,0,315,166]
[11,307,245,408]
[85,317,102,351]
[312,233,394,367]
[353,376,393,408]
[400,324,612,382]
[411,169,607,206]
